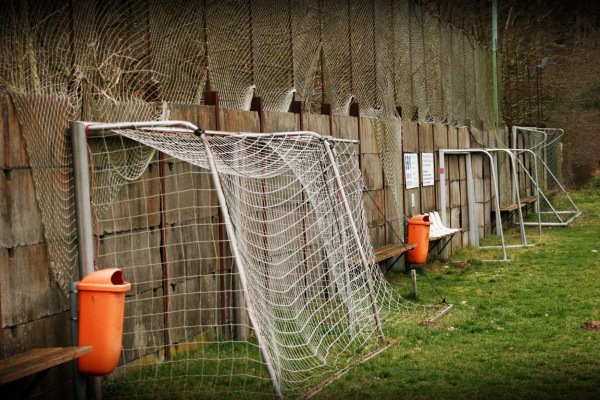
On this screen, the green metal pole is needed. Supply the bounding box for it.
[492,0,500,131]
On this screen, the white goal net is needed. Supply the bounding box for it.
[74,121,428,399]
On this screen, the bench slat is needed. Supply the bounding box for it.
[520,196,537,204]
[373,243,416,263]
[0,346,93,385]
[492,203,519,213]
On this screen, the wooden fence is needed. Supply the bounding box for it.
[0,94,495,398]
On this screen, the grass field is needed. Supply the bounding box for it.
[318,187,600,399]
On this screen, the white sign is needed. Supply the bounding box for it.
[404,153,419,189]
[421,153,434,187]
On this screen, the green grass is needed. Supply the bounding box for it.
[106,189,600,399]
[317,188,600,399]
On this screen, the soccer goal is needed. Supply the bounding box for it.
[71,120,429,399]
[511,126,581,227]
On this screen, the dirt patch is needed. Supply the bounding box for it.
[580,321,600,331]
[419,320,445,328]
[455,262,471,269]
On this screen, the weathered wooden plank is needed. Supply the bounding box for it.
[450,207,462,249]
[0,248,6,331]
[334,115,359,142]
[402,120,418,153]
[361,153,383,190]
[0,172,9,248]
[0,94,30,169]
[447,155,460,181]
[405,188,421,217]
[484,200,493,235]
[164,162,216,224]
[1,169,45,248]
[220,109,260,133]
[472,154,484,179]
[305,113,330,137]
[358,116,377,153]
[460,176,468,206]
[98,161,161,235]
[166,217,219,278]
[384,184,404,243]
[1,312,71,359]
[474,175,485,203]
[167,273,219,345]
[0,346,92,385]
[450,180,461,208]
[458,127,470,148]
[97,229,162,294]
[418,123,434,152]
[447,126,459,149]
[476,202,485,239]
[363,189,385,227]
[121,288,165,364]
[433,124,448,150]
[168,104,216,131]
[368,225,386,249]
[263,111,300,133]
[460,186,470,233]
[459,156,467,183]
[0,244,68,327]
[421,185,435,213]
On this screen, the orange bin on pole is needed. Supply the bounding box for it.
[77,268,131,376]
[406,215,432,264]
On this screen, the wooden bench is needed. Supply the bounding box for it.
[373,243,416,263]
[520,196,538,205]
[0,346,93,396]
[373,242,416,272]
[492,203,520,213]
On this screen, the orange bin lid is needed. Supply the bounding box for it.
[77,268,131,292]
[408,214,432,225]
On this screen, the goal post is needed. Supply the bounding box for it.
[70,120,402,399]
[200,132,282,398]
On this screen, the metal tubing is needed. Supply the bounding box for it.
[84,122,360,145]
[71,121,95,278]
[488,148,527,246]
[440,149,508,261]
[85,120,200,133]
[465,154,479,247]
[70,282,85,400]
[513,148,543,233]
[522,211,582,227]
[322,139,385,342]
[71,121,100,399]
[200,134,283,399]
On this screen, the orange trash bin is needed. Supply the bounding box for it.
[77,268,131,376]
[406,214,432,264]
